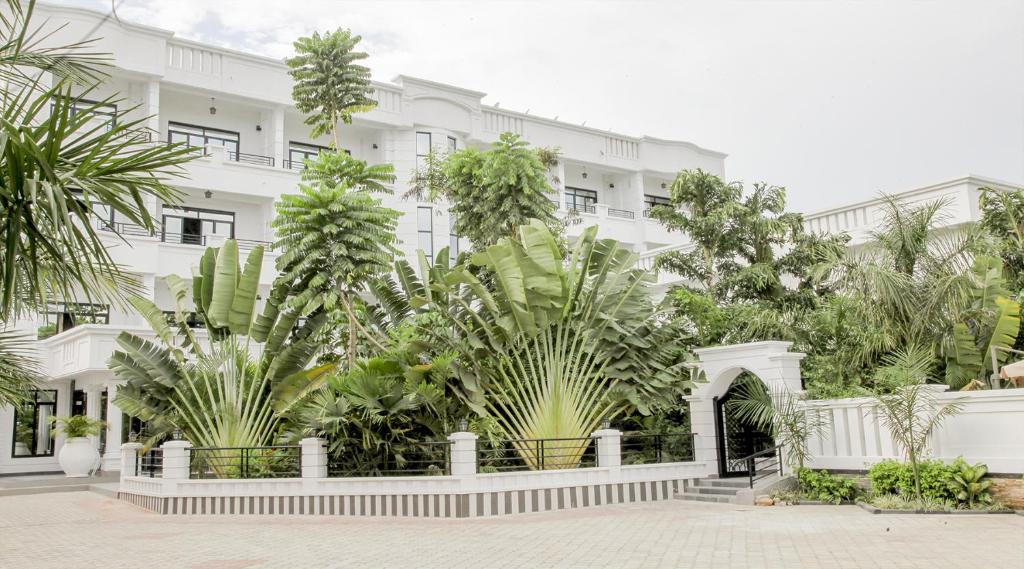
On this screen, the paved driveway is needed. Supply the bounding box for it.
[0,492,1021,568]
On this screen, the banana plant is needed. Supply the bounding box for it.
[109,240,329,458]
[941,255,1021,389]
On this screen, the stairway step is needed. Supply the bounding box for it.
[693,486,741,496]
[694,479,751,489]
[675,493,732,504]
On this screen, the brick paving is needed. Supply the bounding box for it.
[0,492,1021,568]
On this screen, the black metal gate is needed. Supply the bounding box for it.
[713,385,775,477]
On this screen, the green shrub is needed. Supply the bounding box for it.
[917,459,958,502]
[950,460,993,508]
[869,457,996,507]
[797,468,860,504]
[867,459,906,496]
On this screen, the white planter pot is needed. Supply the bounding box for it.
[58,437,99,478]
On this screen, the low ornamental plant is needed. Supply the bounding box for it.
[867,457,997,510]
[797,468,860,504]
[50,415,105,438]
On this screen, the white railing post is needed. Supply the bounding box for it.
[119,442,143,479]
[591,428,622,470]
[161,440,192,480]
[447,431,478,477]
[300,437,328,478]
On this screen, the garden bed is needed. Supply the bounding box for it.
[855,500,1015,515]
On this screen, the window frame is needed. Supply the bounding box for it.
[564,187,598,213]
[160,204,236,245]
[416,132,432,171]
[417,205,434,260]
[167,121,240,154]
[11,389,58,458]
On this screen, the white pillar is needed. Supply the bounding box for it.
[84,385,103,451]
[119,442,143,480]
[554,159,566,210]
[161,440,192,480]
[300,437,327,478]
[144,78,160,135]
[631,171,648,245]
[102,383,124,470]
[272,105,285,167]
[447,431,478,477]
[591,428,622,470]
[685,394,720,476]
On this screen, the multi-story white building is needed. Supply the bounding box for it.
[1,3,1018,476]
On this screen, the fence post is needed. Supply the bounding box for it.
[300,437,328,478]
[447,431,478,477]
[591,428,622,470]
[119,442,143,479]
[161,440,192,480]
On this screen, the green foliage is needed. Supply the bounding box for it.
[110,241,328,453]
[730,375,826,471]
[797,468,860,504]
[869,457,992,508]
[0,332,41,407]
[409,132,560,249]
[50,415,104,438]
[285,28,375,145]
[869,493,958,512]
[867,460,907,496]
[950,460,993,508]
[979,187,1024,292]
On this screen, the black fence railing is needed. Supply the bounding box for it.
[607,208,635,219]
[159,231,272,250]
[162,310,205,329]
[567,204,597,215]
[282,159,307,171]
[97,220,155,237]
[477,437,598,473]
[620,432,696,465]
[189,446,301,480]
[740,445,783,488]
[327,441,452,477]
[227,151,275,167]
[136,448,163,478]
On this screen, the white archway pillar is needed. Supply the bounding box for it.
[688,341,805,476]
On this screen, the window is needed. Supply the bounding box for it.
[12,390,57,458]
[44,302,110,335]
[564,187,598,213]
[417,206,434,259]
[416,132,432,171]
[161,205,235,246]
[56,98,117,131]
[448,214,459,263]
[643,194,672,217]
[287,141,337,169]
[167,122,239,154]
[447,136,457,154]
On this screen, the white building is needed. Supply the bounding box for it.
[0,3,1018,475]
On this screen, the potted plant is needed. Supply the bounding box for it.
[51,416,105,477]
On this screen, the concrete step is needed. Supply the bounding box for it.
[692,486,741,496]
[675,493,732,504]
[693,478,750,489]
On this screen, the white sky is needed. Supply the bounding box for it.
[52,0,1024,212]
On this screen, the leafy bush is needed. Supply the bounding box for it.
[867,459,907,496]
[950,461,993,508]
[869,457,997,508]
[50,415,104,438]
[797,468,860,504]
[870,493,957,512]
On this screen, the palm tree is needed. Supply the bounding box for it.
[0,0,194,403]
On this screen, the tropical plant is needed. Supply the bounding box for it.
[870,348,963,502]
[950,460,993,508]
[272,151,400,364]
[408,132,561,249]
[415,220,694,468]
[50,415,104,438]
[110,241,329,455]
[796,468,860,504]
[285,28,375,148]
[979,187,1024,291]
[730,375,826,472]
[0,332,42,407]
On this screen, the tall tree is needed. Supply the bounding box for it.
[409,132,560,250]
[286,29,376,149]
[979,187,1024,292]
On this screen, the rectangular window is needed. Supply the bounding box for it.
[417,206,434,260]
[564,187,598,214]
[643,194,672,217]
[44,302,110,335]
[448,214,459,263]
[12,390,57,458]
[447,136,457,153]
[161,205,235,246]
[416,132,432,171]
[286,141,330,169]
[55,98,117,131]
[167,122,239,155]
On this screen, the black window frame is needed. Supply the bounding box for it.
[286,141,340,169]
[44,301,110,335]
[53,97,117,131]
[447,136,457,153]
[564,187,598,213]
[161,204,236,246]
[417,205,434,260]
[416,132,432,171]
[167,121,240,155]
[11,389,58,458]
[643,194,672,217]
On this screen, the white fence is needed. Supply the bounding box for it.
[803,387,1024,474]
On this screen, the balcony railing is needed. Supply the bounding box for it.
[567,204,597,215]
[227,151,274,167]
[160,231,272,251]
[607,208,635,219]
[282,159,307,171]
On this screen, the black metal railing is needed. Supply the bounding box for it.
[620,432,696,465]
[477,437,597,473]
[96,220,155,237]
[567,204,597,215]
[188,446,301,479]
[327,441,452,477]
[607,208,635,219]
[227,151,274,167]
[739,445,783,488]
[159,232,271,250]
[136,448,163,478]
[282,159,307,171]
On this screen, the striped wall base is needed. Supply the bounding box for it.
[119,479,690,518]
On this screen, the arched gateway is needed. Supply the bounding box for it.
[686,341,805,477]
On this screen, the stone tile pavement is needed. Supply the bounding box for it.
[0,491,1021,568]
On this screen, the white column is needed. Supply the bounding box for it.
[631,171,648,246]
[119,442,143,480]
[300,437,327,478]
[591,428,622,471]
[685,394,719,477]
[84,385,103,451]
[272,105,285,167]
[102,382,124,470]
[144,78,160,135]
[554,159,566,210]
[447,431,478,477]
[161,440,192,480]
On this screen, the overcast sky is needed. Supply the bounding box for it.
[53,0,1024,212]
